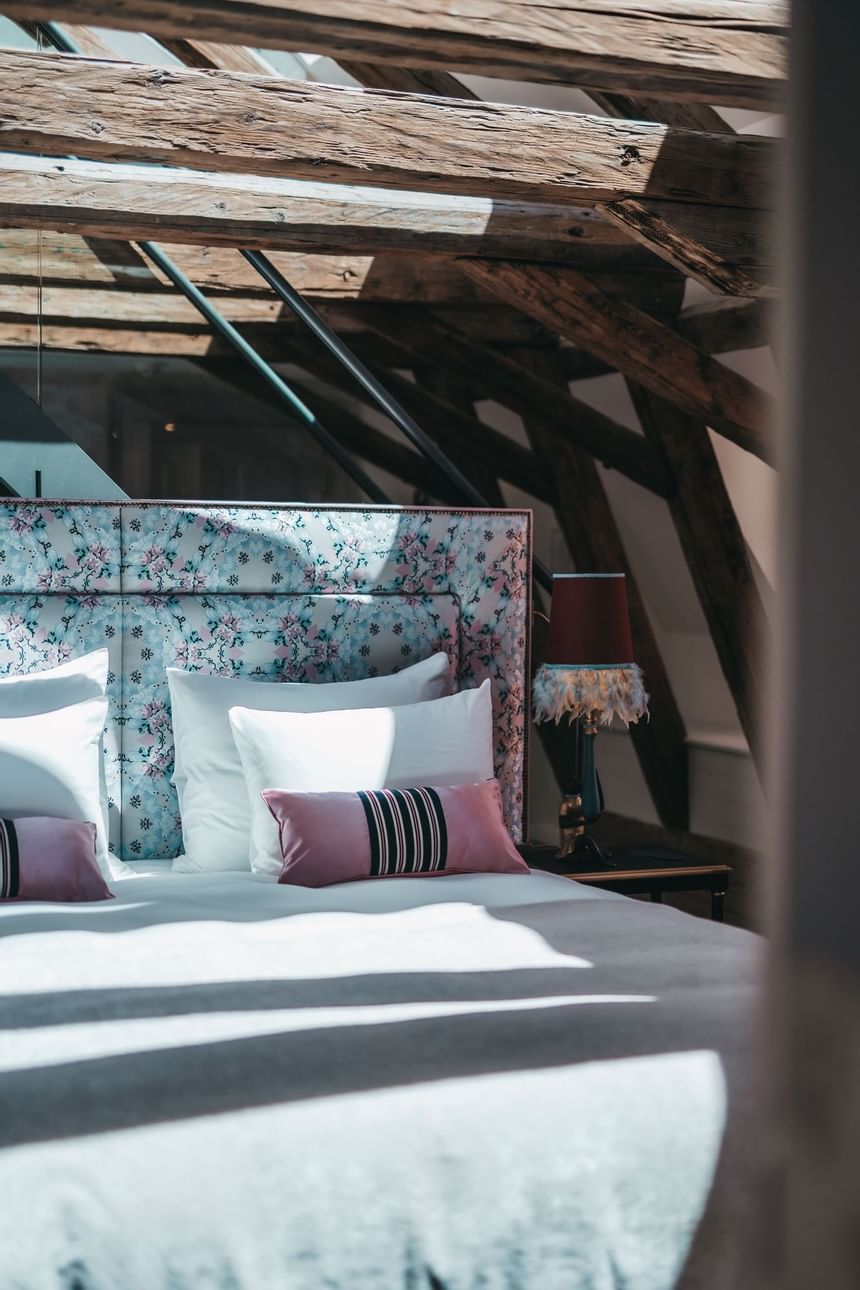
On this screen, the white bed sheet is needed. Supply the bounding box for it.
[0,863,756,1290]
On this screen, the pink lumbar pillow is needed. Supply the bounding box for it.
[263,779,529,888]
[0,817,113,902]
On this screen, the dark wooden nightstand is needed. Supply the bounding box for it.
[520,844,731,922]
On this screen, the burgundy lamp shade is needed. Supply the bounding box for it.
[545,573,635,666]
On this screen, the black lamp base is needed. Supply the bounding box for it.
[556,792,616,867]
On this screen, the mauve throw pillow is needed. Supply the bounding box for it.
[0,817,113,902]
[263,779,529,888]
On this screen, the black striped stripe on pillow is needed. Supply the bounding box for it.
[357,787,449,876]
[0,819,20,899]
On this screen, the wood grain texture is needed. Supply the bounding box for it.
[0,51,775,207]
[461,258,774,461]
[587,89,734,134]
[2,1,788,107]
[0,154,631,263]
[676,297,772,352]
[601,197,776,297]
[0,265,488,325]
[629,382,768,769]
[588,82,778,295]
[361,305,672,497]
[0,304,559,359]
[157,38,276,75]
[559,299,773,381]
[0,243,493,305]
[0,228,681,314]
[516,348,689,831]
[414,368,507,507]
[283,336,555,504]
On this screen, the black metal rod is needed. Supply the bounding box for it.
[241,250,553,591]
[30,20,77,52]
[242,250,487,507]
[137,243,390,503]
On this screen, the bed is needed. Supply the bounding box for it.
[0,502,759,1290]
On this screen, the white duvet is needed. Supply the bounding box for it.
[0,867,758,1290]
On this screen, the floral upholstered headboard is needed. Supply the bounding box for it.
[0,503,532,860]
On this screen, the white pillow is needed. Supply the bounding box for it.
[168,652,451,873]
[229,679,495,876]
[0,648,109,715]
[0,649,118,875]
[0,696,112,880]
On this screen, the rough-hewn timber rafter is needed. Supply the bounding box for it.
[0,255,488,308]
[0,51,774,208]
[460,259,774,462]
[628,382,768,770]
[587,90,734,135]
[588,84,776,295]
[281,335,558,506]
[412,368,506,507]
[0,219,683,318]
[360,306,672,497]
[558,298,773,381]
[600,197,776,298]
[2,1,788,108]
[676,298,772,354]
[0,154,631,264]
[0,305,557,359]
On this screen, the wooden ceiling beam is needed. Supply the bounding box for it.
[0,224,685,316]
[460,259,774,463]
[0,256,490,309]
[0,154,630,264]
[600,197,776,298]
[0,304,558,358]
[412,368,506,507]
[587,91,734,135]
[156,38,277,75]
[589,82,775,296]
[2,1,788,108]
[676,298,773,354]
[0,50,774,208]
[628,382,768,770]
[359,306,672,497]
[281,336,558,505]
[338,48,774,300]
[558,298,773,383]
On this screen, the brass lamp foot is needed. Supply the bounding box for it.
[557,792,614,866]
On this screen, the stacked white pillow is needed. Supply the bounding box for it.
[229,679,495,875]
[0,649,117,880]
[168,652,453,872]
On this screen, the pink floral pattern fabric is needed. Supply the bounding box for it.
[0,504,531,860]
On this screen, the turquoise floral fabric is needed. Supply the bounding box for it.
[0,504,531,860]
[0,502,121,593]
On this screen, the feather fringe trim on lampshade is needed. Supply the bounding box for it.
[532,664,649,727]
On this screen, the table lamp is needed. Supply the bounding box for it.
[533,573,648,863]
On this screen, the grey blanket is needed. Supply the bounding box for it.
[0,870,759,1289]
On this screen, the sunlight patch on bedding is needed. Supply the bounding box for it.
[0,994,655,1073]
[0,1049,726,1290]
[0,903,592,992]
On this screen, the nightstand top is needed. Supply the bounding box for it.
[520,844,732,884]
